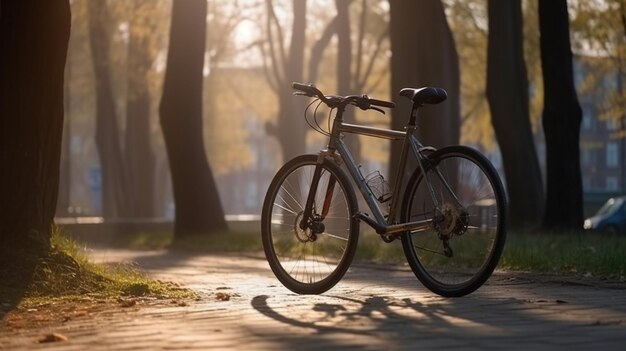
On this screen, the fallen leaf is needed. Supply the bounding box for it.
[215,292,231,301]
[38,333,68,343]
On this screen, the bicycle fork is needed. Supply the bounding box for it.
[299,160,336,234]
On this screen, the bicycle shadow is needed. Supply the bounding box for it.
[250,294,455,336]
[247,275,625,350]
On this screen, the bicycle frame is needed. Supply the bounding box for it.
[302,103,442,239]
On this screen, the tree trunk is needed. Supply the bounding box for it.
[388,0,460,185]
[335,0,361,160]
[0,0,71,263]
[57,50,72,217]
[486,0,544,229]
[275,0,307,162]
[160,0,228,237]
[88,0,130,218]
[539,0,583,230]
[125,0,156,218]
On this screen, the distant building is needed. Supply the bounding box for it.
[575,57,624,215]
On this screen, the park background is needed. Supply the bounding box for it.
[3,3,626,346]
[54,0,625,235]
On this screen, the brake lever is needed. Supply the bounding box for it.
[353,96,370,111]
[293,91,312,97]
[371,106,385,115]
[353,103,385,115]
[356,103,369,111]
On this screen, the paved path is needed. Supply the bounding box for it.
[1,248,626,350]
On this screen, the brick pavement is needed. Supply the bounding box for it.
[1,248,626,350]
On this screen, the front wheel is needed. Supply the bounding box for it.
[401,146,507,297]
[261,155,359,294]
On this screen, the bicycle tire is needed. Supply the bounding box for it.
[400,146,507,297]
[261,155,359,294]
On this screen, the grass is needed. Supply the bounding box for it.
[120,230,263,253]
[365,230,624,275]
[104,227,626,280]
[356,229,626,279]
[499,230,626,279]
[0,229,195,307]
[354,230,406,263]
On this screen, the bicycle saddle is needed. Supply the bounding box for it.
[399,87,447,106]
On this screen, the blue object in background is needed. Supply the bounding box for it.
[88,166,102,214]
[584,196,626,233]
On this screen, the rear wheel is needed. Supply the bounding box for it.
[261,155,359,294]
[401,146,506,297]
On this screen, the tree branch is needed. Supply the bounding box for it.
[256,41,280,93]
[354,0,367,84]
[308,16,338,83]
[357,26,388,91]
[266,0,287,84]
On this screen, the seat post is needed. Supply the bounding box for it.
[408,104,420,127]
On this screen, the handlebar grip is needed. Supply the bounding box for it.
[369,98,395,109]
[292,82,320,97]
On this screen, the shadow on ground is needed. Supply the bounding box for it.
[0,252,39,322]
[247,269,626,350]
[82,247,626,350]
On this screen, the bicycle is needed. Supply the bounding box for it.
[261,82,507,297]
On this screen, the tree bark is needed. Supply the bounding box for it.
[0,0,71,259]
[273,0,307,162]
[57,50,72,217]
[335,0,361,159]
[388,0,460,185]
[88,0,130,218]
[125,0,156,218]
[160,0,228,236]
[487,0,544,229]
[539,0,583,230]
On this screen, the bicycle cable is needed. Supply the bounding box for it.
[313,100,330,136]
[327,107,333,136]
[304,98,331,136]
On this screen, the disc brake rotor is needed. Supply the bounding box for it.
[294,212,313,243]
[433,203,470,237]
[433,203,458,236]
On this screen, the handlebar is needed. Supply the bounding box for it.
[292,82,395,113]
[368,98,395,109]
[292,82,322,97]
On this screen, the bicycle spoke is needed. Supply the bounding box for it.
[413,244,447,256]
[320,232,349,241]
[273,201,299,216]
[280,182,305,211]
